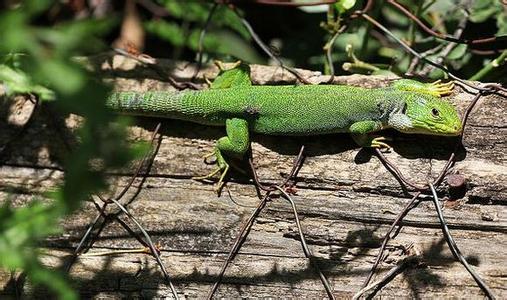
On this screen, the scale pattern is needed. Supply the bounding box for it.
[106,85,409,135]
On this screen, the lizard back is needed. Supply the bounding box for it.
[107,85,406,135]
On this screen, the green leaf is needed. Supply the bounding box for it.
[334,0,357,13]
[447,44,468,60]
[159,1,212,23]
[0,64,55,100]
[0,203,58,253]
[150,2,249,40]
[29,263,78,300]
[38,61,85,95]
[469,0,501,23]
[497,14,507,36]
[189,30,263,63]
[212,6,250,39]
[0,11,36,52]
[145,20,186,47]
[35,18,116,56]
[22,0,54,15]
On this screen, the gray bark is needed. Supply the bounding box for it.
[0,53,505,299]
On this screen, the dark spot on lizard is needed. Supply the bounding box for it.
[243,106,260,119]
[376,101,387,117]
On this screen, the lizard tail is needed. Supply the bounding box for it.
[106,91,185,118]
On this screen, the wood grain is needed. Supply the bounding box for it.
[0,53,505,299]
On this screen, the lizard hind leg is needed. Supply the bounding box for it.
[391,79,454,97]
[429,80,454,97]
[192,118,250,194]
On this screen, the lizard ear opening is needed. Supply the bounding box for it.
[401,102,408,114]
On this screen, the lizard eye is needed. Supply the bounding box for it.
[431,108,440,117]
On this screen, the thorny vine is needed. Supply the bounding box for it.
[113,1,504,298]
[207,146,335,300]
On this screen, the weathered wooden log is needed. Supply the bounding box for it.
[0,53,505,299]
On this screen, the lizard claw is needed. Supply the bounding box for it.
[192,149,230,195]
[202,151,217,164]
[204,76,213,86]
[214,59,241,72]
[192,167,221,182]
[429,80,454,97]
[370,136,392,151]
[192,164,229,195]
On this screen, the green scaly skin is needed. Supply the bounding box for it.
[106,78,462,192]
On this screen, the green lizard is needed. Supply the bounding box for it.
[106,64,462,192]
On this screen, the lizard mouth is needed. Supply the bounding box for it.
[415,122,462,136]
[440,122,462,136]
[407,117,462,136]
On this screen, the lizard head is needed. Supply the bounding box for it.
[389,94,462,136]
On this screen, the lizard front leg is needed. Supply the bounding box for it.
[349,120,391,149]
[193,118,250,194]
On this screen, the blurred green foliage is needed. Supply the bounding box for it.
[141,0,505,82]
[0,0,505,298]
[0,1,142,298]
[0,201,76,299]
[145,1,263,63]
